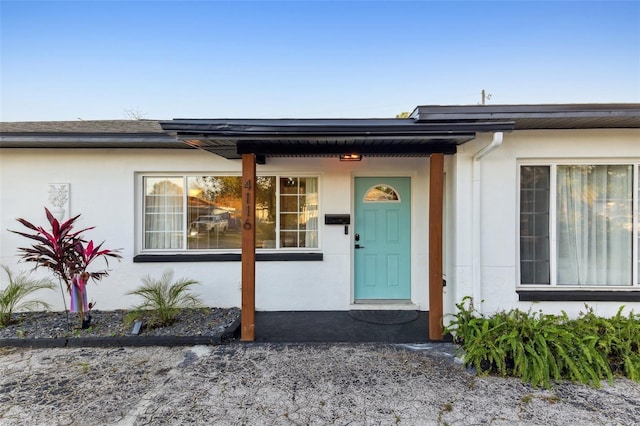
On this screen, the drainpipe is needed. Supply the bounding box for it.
[474,131,503,161]
[470,132,503,313]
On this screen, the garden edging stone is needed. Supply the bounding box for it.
[0,316,241,348]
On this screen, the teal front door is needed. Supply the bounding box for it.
[354,177,411,300]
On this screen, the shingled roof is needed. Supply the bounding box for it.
[0,119,187,149]
[0,119,164,134]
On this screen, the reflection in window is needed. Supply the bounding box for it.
[185,176,278,250]
[364,185,400,202]
[142,175,316,251]
[186,176,242,250]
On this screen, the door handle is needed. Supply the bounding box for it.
[355,244,365,249]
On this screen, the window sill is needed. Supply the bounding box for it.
[517,289,640,302]
[133,253,323,263]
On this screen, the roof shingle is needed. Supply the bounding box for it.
[0,120,164,134]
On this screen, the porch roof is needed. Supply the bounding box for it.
[159,118,514,159]
[160,103,640,159]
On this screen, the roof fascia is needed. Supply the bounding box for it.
[412,104,640,122]
[161,120,514,138]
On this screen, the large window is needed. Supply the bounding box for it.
[519,164,638,287]
[143,175,318,251]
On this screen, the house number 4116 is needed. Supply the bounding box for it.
[243,179,252,230]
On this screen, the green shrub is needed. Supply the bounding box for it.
[0,265,55,326]
[573,305,640,382]
[446,297,639,388]
[125,269,203,328]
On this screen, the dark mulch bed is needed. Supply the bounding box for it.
[0,307,240,340]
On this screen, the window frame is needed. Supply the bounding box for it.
[137,172,321,254]
[516,160,640,291]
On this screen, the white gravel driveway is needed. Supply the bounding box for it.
[1,343,639,425]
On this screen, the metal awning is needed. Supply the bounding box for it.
[160,118,515,159]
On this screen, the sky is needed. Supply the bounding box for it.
[1,0,639,121]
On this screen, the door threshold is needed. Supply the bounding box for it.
[351,300,418,311]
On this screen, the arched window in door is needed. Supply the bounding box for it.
[363,184,400,202]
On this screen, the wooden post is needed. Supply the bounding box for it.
[241,154,256,341]
[429,153,444,341]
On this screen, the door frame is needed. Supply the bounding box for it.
[351,172,418,306]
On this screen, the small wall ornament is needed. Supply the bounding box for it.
[48,183,69,221]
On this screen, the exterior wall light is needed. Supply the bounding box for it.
[339,154,362,161]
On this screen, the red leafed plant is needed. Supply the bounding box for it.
[10,208,121,325]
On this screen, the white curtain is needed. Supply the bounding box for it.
[144,178,184,250]
[556,165,632,285]
[304,177,319,248]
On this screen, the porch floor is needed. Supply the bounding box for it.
[253,311,434,343]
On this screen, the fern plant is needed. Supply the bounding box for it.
[0,265,55,326]
[125,269,203,328]
[574,305,640,382]
[446,298,637,389]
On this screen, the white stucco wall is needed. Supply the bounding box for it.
[0,148,433,312]
[450,129,640,319]
[6,129,634,318]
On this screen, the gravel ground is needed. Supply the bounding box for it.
[1,343,639,425]
[0,308,240,340]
